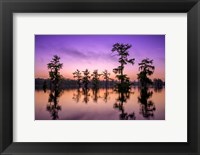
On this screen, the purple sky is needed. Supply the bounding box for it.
[35,35,165,81]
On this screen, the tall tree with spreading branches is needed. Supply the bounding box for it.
[47,55,63,89]
[138,87,155,119]
[112,43,135,91]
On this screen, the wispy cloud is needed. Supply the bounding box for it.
[60,47,88,58]
[59,47,118,62]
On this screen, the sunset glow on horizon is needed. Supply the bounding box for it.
[35,35,165,81]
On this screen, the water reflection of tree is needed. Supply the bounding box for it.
[103,88,110,103]
[82,88,90,104]
[73,88,110,104]
[153,87,163,93]
[114,90,136,120]
[138,87,156,119]
[46,88,62,120]
[72,88,82,103]
[92,88,101,103]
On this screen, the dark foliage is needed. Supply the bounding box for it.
[112,43,135,92]
[91,70,102,89]
[73,69,82,88]
[82,69,90,90]
[47,55,63,90]
[137,58,155,88]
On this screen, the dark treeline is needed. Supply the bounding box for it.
[132,79,165,88]
[35,78,116,90]
[35,78,164,90]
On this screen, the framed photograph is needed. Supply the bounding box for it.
[0,0,200,154]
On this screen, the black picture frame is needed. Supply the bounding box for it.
[0,0,200,154]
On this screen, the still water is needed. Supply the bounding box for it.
[35,88,165,120]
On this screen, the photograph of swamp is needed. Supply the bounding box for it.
[35,35,165,120]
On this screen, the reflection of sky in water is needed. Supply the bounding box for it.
[35,88,165,120]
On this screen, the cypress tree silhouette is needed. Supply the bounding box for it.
[102,70,111,88]
[82,69,90,90]
[73,69,82,88]
[91,70,102,89]
[137,58,155,88]
[47,55,63,90]
[111,43,135,92]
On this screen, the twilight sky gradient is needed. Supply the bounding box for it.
[35,35,165,81]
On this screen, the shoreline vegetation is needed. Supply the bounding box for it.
[35,78,165,90]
